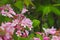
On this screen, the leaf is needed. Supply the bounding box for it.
[0,14,11,24]
[43,6,51,16]
[53,4,60,6]
[28,33,35,40]
[14,1,23,10]
[18,37,26,40]
[33,19,40,27]
[13,32,18,40]
[48,14,54,26]
[36,5,44,12]
[24,0,34,7]
[0,0,8,6]
[4,17,11,22]
[36,34,43,40]
[51,7,60,16]
[42,23,48,28]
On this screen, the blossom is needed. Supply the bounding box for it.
[36,32,45,37]
[33,37,40,40]
[0,4,16,18]
[16,30,22,36]
[21,30,29,37]
[21,7,28,14]
[0,22,15,40]
[49,27,56,35]
[16,30,29,37]
[21,17,33,30]
[51,36,60,40]
[24,30,29,37]
[11,19,19,26]
[43,36,50,40]
[43,27,56,35]
[0,37,3,40]
[1,22,15,35]
[0,4,33,39]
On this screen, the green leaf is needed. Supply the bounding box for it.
[28,33,35,40]
[0,14,11,24]
[51,7,60,16]
[36,5,44,12]
[4,17,11,22]
[53,4,60,6]
[43,6,51,16]
[18,37,26,40]
[0,0,8,6]
[14,1,23,10]
[42,23,48,28]
[48,14,54,26]
[24,0,34,7]
[33,19,40,27]
[36,34,43,40]
[13,32,18,40]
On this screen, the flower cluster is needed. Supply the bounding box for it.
[0,4,16,18]
[0,4,33,40]
[33,27,60,40]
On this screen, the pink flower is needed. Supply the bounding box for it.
[4,33,12,40]
[21,17,33,30]
[43,27,56,35]
[24,30,29,36]
[0,22,15,40]
[0,7,3,10]
[49,27,56,35]
[51,36,60,40]
[16,30,22,36]
[21,7,28,14]
[0,4,16,18]
[11,19,19,26]
[0,37,3,40]
[36,32,45,37]
[16,30,29,37]
[33,37,40,40]
[43,36,50,40]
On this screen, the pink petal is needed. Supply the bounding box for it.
[21,8,28,14]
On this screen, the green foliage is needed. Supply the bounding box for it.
[13,33,18,40]
[13,32,34,40]
[24,0,34,7]
[42,23,48,28]
[14,1,23,10]
[33,19,40,27]
[0,14,11,24]
[48,14,54,26]
[43,6,51,16]
[51,6,60,16]
[36,34,43,40]
[0,0,8,6]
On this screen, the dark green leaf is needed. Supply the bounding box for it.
[24,0,34,7]
[43,6,51,16]
[51,7,60,15]
[14,1,23,10]
[0,0,8,6]
[48,14,54,26]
